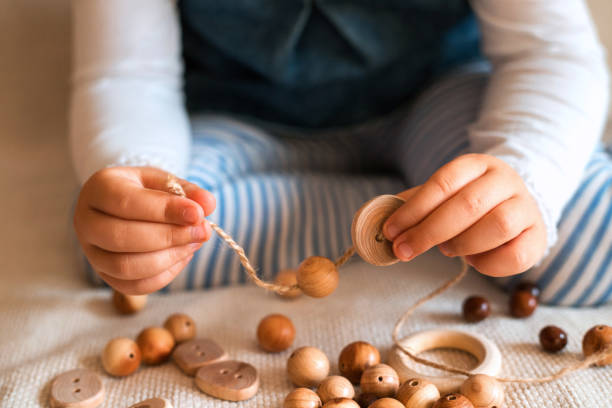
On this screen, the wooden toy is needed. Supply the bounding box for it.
[539,326,567,353]
[256,314,296,352]
[396,378,440,408]
[582,324,612,366]
[296,256,339,298]
[283,387,323,408]
[514,282,540,299]
[459,374,504,408]
[163,313,196,343]
[195,360,259,401]
[275,269,302,299]
[355,393,379,408]
[287,346,330,387]
[136,327,175,365]
[461,296,490,323]
[338,341,381,384]
[172,338,228,376]
[112,290,147,314]
[316,375,355,403]
[49,368,104,408]
[101,337,141,377]
[128,398,173,408]
[432,394,474,408]
[368,398,406,408]
[359,364,400,398]
[322,398,360,408]
[509,290,537,318]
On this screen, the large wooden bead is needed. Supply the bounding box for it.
[462,296,490,323]
[369,398,405,408]
[317,376,355,403]
[396,378,440,408]
[136,327,175,365]
[582,324,612,366]
[101,337,141,377]
[539,325,568,353]
[275,269,302,299]
[360,364,400,398]
[296,256,339,298]
[284,388,323,408]
[287,346,330,387]
[460,375,504,408]
[257,314,296,352]
[509,290,537,318]
[112,290,147,314]
[432,394,474,408]
[164,313,196,343]
[323,398,360,408]
[339,341,381,384]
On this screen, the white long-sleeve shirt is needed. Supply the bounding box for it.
[69,0,609,252]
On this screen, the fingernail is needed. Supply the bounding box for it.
[188,242,202,251]
[396,242,413,260]
[183,207,201,224]
[191,226,206,241]
[203,220,212,240]
[438,243,452,257]
[386,224,401,240]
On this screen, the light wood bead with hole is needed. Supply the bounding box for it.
[396,378,440,408]
[164,313,196,343]
[284,388,323,408]
[459,375,504,408]
[136,327,175,365]
[101,337,141,377]
[257,314,296,352]
[323,398,360,408]
[287,346,330,387]
[275,269,302,299]
[360,364,400,398]
[433,394,474,408]
[368,398,405,408]
[339,341,381,384]
[317,376,355,403]
[582,324,612,366]
[112,290,147,314]
[296,256,339,298]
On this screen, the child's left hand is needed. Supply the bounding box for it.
[383,153,547,277]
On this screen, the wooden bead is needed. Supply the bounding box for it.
[257,314,296,352]
[462,296,490,323]
[128,398,173,408]
[287,346,330,387]
[582,324,612,366]
[368,398,405,408]
[284,388,323,408]
[195,360,259,401]
[323,398,360,408]
[275,269,302,299]
[396,378,440,408]
[101,337,141,377]
[432,394,474,408]
[356,393,379,408]
[514,281,541,299]
[164,313,196,343]
[136,327,175,365]
[339,341,381,384]
[172,338,228,376]
[509,290,537,318]
[460,375,504,408]
[360,364,400,398]
[296,256,339,298]
[112,290,147,314]
[317,376,355,403]
[49,368,104,408]
[539,325,568,353]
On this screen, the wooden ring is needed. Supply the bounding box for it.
[388,329,502,394]
[351,195,406,266]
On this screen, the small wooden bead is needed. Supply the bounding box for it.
[360,364,399,398]
[296,256,339,298]
[136,327,176,365]
[275,269,302,299]
[539,325,568,353]
[317,376,355,403]
[164,313,196,343]
[432,394,474,408]
[356,393,379,408]
[509,290,537,318]
[49,368,104,408]
[368,398,405,408]
[460,375,504,408]
[339,341,381,384]
[101,337,141,377]
[582,324,612,366]
[396,378,440,408]
[257,314,296,352]
[284,388,323,408]
[514,281,541,299]
[323,398,360,408]
[462,296,490,323]
[287,346,330,387]
[112,290,147,314]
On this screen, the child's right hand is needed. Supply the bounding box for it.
[74,167,216,295]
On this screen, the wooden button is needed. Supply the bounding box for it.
[368,398,405,408]
[509,290,537,318]
[172,338,228,376]
[283,387,322,408]
[257,314,296,352]
[128,398,173,408]
[163,313,196,343]
[351,195,405,266]
[462,296,490,323]
[101,337,141,377]
[460,374,504,408]
[339,341,381,384]
[287,346,330,387]
[359,364,399,398]
[582,324,612,366]
[49,368,104,408]
[396,378,440,408]
[322,398,360,408]
[112,290,147,314]
[195,360,259,401]
[136,327,175,365]
[539,325,568,353]
[275,269,302,299]
[317,376,355,403]
[432,393,474,408]
[296,256,339,298]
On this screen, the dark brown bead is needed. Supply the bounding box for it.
[339,341,381,384]
[355,393,378,408]
[509,290,537,318]
[582,324,612,366]
[515,281,541,299]
[539,325,568,352]
[462,296,491,323]
[432,393,474,408]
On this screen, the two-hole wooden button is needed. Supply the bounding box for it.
[49,368,104,408]
[172,338,228,376]
[128,398,173,408]
[195,360,259,401]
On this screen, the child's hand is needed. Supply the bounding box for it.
[74,167,216,294]
[384,154,547,277]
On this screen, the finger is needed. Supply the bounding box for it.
[395,185,421,202]
[384,154,489,240]
[84,242,201,280]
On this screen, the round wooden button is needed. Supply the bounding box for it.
[128,398,173,408]
[49,368,104,408]
[163,313,196,343]
[195,360,259,401]
[351,195,405,266]
[172,338,228,376]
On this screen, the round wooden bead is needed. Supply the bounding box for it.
[462,296,491,323]
[164,313,196,343]
[539,325,568,353]
[101,337,141,377]
[317,376,355,403]
[460,375,504,408]
[368,398,405,408]
[360,364,400,398]
[136,327,176,365]
[49,368,104,408]
[275,269,302,299]
[509,290,537,318]
[284,388,323,408]
[257,314,296,352]
[433,394,474,408]
[112,290,147,314]
[323,398,360,408]
[287,346,330,387]
[296,256,339,298]
[396,378,440,408]
[339,341,381,384]
[356,393,379,408]
[514,281,541,299]
[582,324,612,366]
